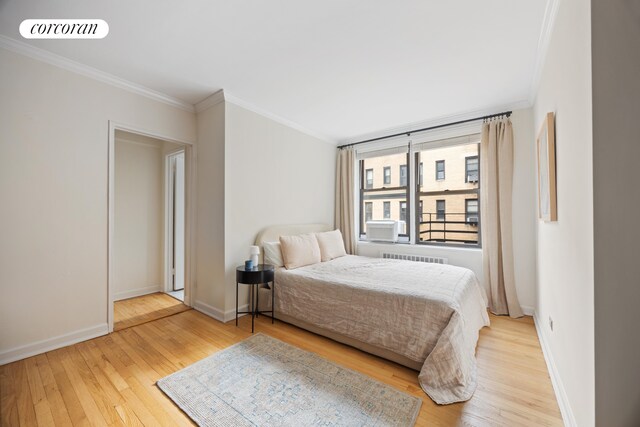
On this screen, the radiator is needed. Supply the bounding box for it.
[381,252,448,264]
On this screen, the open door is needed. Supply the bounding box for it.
[168,151,185,292]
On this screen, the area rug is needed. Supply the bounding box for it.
[157,333,422,426]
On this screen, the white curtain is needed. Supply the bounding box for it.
[480,118,523,318]
[334,148,356,254]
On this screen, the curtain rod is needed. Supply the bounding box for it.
[337,110,512,149]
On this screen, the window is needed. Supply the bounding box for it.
[358,135,480,246]
[416,140,480,245]
[365,202,373,222]
[436,200,445,220]
[365,169,373,189]
[465,156,479,183]
[435,160,445,180]
[383,201,391,219]
[399,165,407,186]
[465,199,478,224]
[383,167,391,185]
[359,150,410,238]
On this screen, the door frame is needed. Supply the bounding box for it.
[164,149,186,293]
[107,121,196,333]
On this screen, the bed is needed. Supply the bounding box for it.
[255,224,490,404]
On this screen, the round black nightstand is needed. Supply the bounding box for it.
[235,264,275,333]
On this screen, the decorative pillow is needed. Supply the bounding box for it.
[263,241,284,267]
[279,233,321,269]
[315,229,348,262]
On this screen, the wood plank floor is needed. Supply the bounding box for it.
[1,296,563,426]
[113,293,190,332]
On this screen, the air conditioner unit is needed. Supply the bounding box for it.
[366,220,405,242]
[467,175,478,183]
[467,216,479,224]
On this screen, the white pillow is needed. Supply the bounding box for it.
[263,241,284,267]
[279,233,321,269]
[315,229,347,262]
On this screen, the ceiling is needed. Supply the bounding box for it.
[0,0,549,142]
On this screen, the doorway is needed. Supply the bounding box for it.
[108,122,194,332]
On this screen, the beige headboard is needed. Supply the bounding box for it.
[254,223,332,246]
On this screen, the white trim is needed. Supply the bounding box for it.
[195,89,225,113]
[193,300,250,323]
[529,0,561,104]
[113,285,162,302]
[0,323,108,366]
[0,35,194,113]
[534,312,577,427]
[339,100,531,145]
[108,121,197,333]
[223,91,336,144]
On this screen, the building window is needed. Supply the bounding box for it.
[365,169,373,189]
[365,202,373,222]
[465,156,479,183]
[399,165,407,186]
[419,162,423,187]
[383,166,391,185]
[359,151,409,238]
[383,201,391,219]
[416,140,480,245]
[465,199,478,224]
[435,160,445,180]
[399,201,407,222]
[436,200,445,220]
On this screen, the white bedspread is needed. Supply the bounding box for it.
[274,255,490,404]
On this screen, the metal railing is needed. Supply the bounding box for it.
[419,212,479,244]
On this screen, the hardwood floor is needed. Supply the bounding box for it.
[1,296,563,426]
[113,293,190,331]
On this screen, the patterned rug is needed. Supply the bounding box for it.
[157,333,422,426]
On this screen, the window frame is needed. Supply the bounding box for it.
[435,160,445,181]
[399,201,407,222]
[465,155,479,183]
[365,168,374,189]
[358,152,411,241]
[435,200,446,220]
[399,164,407,187]
[465,199,479,224]
[383,166,391,185]
[365,202,373,223]
[414,142,481,247]
[383,201,391,219]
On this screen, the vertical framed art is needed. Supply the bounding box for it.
[537,112,557,221]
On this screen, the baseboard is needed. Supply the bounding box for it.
[114,285,161,301]
[0,323,109,365]
[534,313,577,427]
[521,305,535,316]
[193,300,249,323]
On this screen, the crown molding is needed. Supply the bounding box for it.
[194,89,225,113]
[529,0,561,105]
[338,99,531,145]
[222,91,337,145]
[0,35,195,113]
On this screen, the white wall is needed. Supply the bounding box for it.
[0,48,196,363]
[532,0,594,424]
[223,102,336,314]
[591,1,640,425]
[357,108,537,314]
[194,101,226,314]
